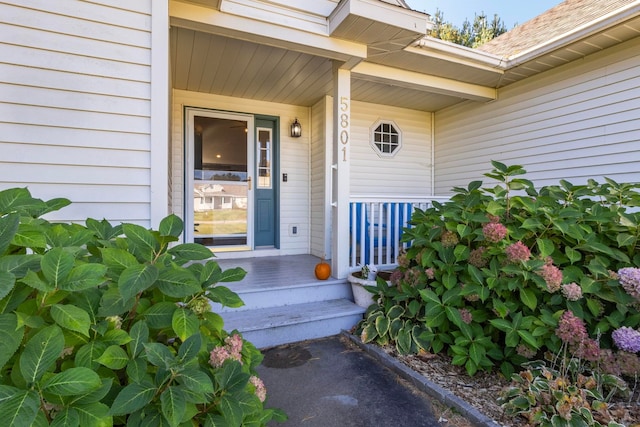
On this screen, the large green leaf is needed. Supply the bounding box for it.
[0,386,40,427]
[59,264,107,292]
[118,264,159,301]
[178,333,202,362]
[215,361,249,394]
[41,248,74,288]
[0,213,19,255]
[128,320,149,358]
[143,342,175,368]
[217,267,246,283]
[0,270,15,300]
[126,358,147,384]
[50,407,80,427]
[42,367,101,396]
[143,302,178,329]
[95,345,129,370]
[0,314,23,370]
[72,378,113,405]
[99,248,138,276]
[21,270,53,292]
[108,381,157,416]
[218,394,243,427]
[177,368,214,394]
[172,308,199,342]
[0,254,42,277]
[159,214,184,238]
[122,224,159,261]
[20,324,64,383]
[206,286,244,308]
[51,304,91,337]
[97,286,135,317]
[168,243,213,261]
[156,267,201,298]
[161,386,186,427]
[74,341,107,370]
[536,238,555,258]
[519,288,537,311]
[13,224,47,248]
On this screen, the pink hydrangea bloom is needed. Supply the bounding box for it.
[459,308,473,324]
[555,310,587,345]
[210,334,245,367]
[225,334,244,362]
[618,267,640,299]
[249,376,267,402]
[505,241,531,262]
[209,347,232,368]
[575,338,600,362]
[425,268,435,280]
[561,282,582,301]
[441,231,459,247]
[516,344,536,359]
[482,222,507,243]
[537,263,562,292]
[468,247,487,268]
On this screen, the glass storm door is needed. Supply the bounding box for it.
[186,109,253,249]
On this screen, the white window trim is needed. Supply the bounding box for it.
[369,119,402,158]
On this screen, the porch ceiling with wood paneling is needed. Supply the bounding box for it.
[170,0,640,112]
[170,26,491,111]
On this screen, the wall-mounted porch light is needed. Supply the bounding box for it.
[290,118,302,137]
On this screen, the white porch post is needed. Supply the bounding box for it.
[331,64,351,279]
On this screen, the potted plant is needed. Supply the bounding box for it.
[347,264,391,308]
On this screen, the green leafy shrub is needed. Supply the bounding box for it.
[0,188,285,426]
[357,161,640,378]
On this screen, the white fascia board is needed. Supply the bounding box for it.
[329,0,430,35]
[413,38,506,71]
[170,0,367,61]
[352,62,496,101]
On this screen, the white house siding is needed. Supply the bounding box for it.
[0,0,154,224]
[310,96,333,259]
[434,37,640,194]
[171,89,310,254]
[350,102,433,197]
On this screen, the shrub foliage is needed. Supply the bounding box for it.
[0,188,285,426]
[357,161,640,378]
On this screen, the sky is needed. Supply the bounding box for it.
[405,0,562,29]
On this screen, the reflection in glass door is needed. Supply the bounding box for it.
[187,109,253,248]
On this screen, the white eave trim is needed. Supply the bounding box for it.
[170,0,367,61]
[329,0,431,36]
[411,37,506,72]
[352,62,496,102]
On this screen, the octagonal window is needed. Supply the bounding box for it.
[370,120,401,157]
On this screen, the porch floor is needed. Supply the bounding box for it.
[215,254,344,291]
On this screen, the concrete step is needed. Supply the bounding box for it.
[221,299,366,349]
[211,278,352,312]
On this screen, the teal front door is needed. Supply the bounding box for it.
[254,118,279,248]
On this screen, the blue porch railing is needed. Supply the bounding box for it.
[349,197,449,269]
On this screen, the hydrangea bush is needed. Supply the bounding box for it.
[357,161,640,379]
[0,188,285,426]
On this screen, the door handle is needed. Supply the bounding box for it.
[247,176,252,190]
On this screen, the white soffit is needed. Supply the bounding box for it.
[329,0,429,47]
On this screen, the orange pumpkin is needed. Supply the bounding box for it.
[314,260,331,280]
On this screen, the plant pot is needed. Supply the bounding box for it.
[347,271,392,308]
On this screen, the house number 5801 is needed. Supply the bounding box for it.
[340,96,349,162]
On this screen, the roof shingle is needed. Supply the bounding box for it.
[477,0,638,58]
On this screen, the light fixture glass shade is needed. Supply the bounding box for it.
[290,118,302,137]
